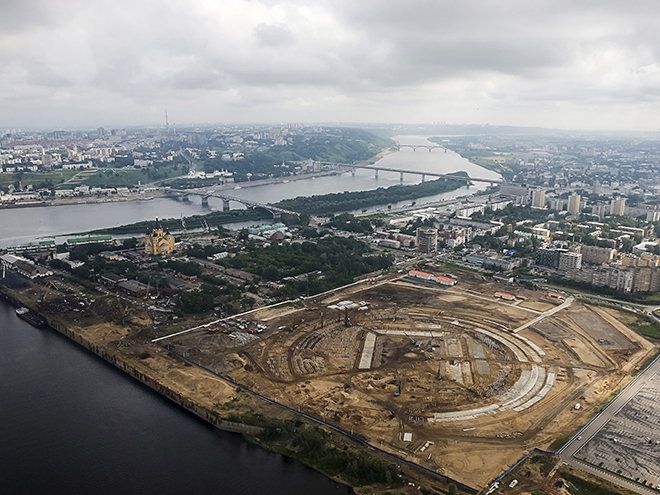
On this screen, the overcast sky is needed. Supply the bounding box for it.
[2,0,660,131]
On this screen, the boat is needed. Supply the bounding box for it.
[16,307,47,329]
[234,186,242,189]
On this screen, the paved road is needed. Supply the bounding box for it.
[559,356,660,495]
[512,296,574,332]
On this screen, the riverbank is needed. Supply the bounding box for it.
[0,280,445,493]
[0,169,342,210]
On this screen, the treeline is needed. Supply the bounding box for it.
[272,176,467,215]
[222,236,392,298]
[227,412,403,488]
[547,276,660,304]
[89,209,271,235]
[202,128,393,182]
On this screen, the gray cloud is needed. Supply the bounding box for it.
[1,0,660,129]
[254,24,294,47]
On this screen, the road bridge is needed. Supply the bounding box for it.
[319,162,502,186]
[162,188,295,219]
[395,144,446,152]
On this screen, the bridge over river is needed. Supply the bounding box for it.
[319,162,503,186]
[161,188,295,218]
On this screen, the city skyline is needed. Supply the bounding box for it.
[3,0,660,131]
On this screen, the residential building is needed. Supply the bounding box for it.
[531,190,546,208]
[558,252,582,270]
[579,245,616,265]
[610,198,626,216]
[416,227,438,254]
[437,226,466,248]
[536,246,566,268]
[568,194,581,215]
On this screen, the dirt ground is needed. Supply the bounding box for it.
[11,266,657,491]
[160,270,656,488]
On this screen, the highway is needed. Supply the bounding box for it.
[559,355,660,494]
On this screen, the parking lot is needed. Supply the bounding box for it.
[575,370,660,488]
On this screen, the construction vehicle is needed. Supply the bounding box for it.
[394,371,401,397]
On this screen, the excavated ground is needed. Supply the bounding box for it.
[162,270,655,487]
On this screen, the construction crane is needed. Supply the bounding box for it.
[116,294,129,325]
[38,281,58,304]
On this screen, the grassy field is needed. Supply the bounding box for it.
[1,165,187,191]
[54,165,186,189]
[0,169,79,189]
[626,313,660,339]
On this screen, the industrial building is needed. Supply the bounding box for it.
[408,270,457,286]
[0,254,53,279]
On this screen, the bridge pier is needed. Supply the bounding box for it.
[222,199,230,211]
[201,196,209,206]
[422,174,425,182]
[399,171,404,184]
[351,168,356,176]
[182,194,190,201]
[375,169,378,179]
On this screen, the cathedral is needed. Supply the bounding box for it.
[144,217,175,255]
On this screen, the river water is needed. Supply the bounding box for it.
[0,137,498,493]
[0,136,500,248]
[0,297,352,495]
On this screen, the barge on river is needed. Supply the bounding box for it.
[16,307,47,328]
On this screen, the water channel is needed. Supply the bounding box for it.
[0,136,500,248]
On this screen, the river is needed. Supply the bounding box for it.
[0,136,500,248]
[0,297,352,495]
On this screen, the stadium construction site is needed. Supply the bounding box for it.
[155,266,657,488]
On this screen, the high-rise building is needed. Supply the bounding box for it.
[568,194,581,215]
[531,190,546,208]
[611,198,626,216]
[536,246,567,268]
[558,252,582,270]
[580,245,616,265]
[416,227,438,254]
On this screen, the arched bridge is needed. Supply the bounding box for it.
[395,144,446,152]
[162,188,295,219]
